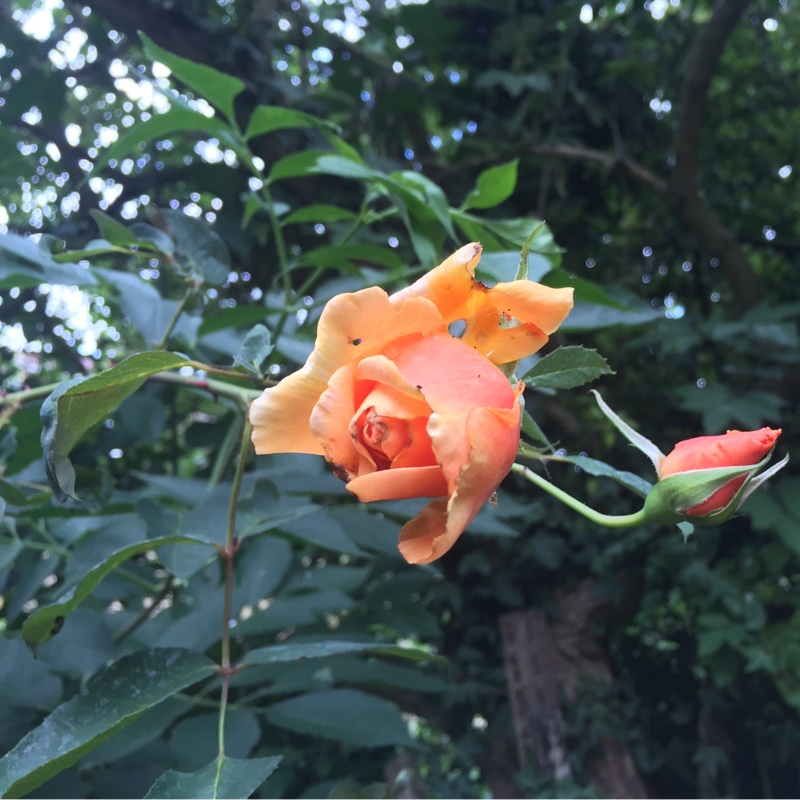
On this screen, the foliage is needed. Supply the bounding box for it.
[1,1,798,798]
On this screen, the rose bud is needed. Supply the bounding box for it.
[651,428,783,519]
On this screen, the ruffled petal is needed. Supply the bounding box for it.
[346,466,448,502]
[391,417,439,469]
[391,242,482,320]
[487,281,575,336]
[461,319,549,365]
[250,287,445,455]
[391,243,574,364]
[308,362,360,473]
[356,355,428,405]
[250,369,326,456]
[426,413,469,492]
[398,404,521,564]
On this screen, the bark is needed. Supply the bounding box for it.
[500,580,649,799]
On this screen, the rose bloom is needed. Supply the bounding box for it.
[250,243,573,563]
[659,427,782,516]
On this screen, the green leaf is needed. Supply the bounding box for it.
[521,346,614,390]
[283,204,359,225]
[0,649,216,798]
[543,269,629,309]
[22,534,215,647]
[245,104,338,139]
[168,710,261,771]
[462,159,519,210]
[94,267,201,345]
[559,301,661,332]
[233,324,273,376]
[140,33,245,124]
[80,700,186,769]
[557,455,653,497]
[520,407,553,448]
[515,222,546,281]
[245,640,377,665]
[0,478,29,507]
[269,151,377,182]
[263,689,414,747]
[384,171,456,239]
[146,756,281,800]
[0,537,22,572]
[89,210,138,246]
[0,234,96,288]
[40,353,193,500]
[159,208,231,285]
[198,305,268,337]
[130,222,176,255]
[90,108,229,175]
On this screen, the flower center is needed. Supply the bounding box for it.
[352,407,409,469]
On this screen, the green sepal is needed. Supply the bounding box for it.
[642,456,777,525]
[590,389,664,473]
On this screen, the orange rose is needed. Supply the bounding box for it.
[250,243,573,563]
[659,428,782,516]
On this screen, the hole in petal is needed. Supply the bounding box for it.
[448,318,467,338]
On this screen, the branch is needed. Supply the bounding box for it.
[532,145,668,197]
[532,1,766,308]
[667,0,765,305]
[671,0,752,197]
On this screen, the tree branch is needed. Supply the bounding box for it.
[533,0,766,308]
[667,0,765,305]
[671,0,752,197]
[532,145,669,197]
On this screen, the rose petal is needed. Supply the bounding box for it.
[250,287,445,455]
[391,242,482,320]
[426,413,469,492]
[309,362,360,473]
[353,406,409,466]
[461,320,549,365]
[391,417,439,469]
[353,380,431,421]
[487,281,575,336]
[660,428,782,476]
[382,333,517,415]
[346,465,448,502]
[390,243,574,363]
[356,355,428,405]
[398,404,521,564]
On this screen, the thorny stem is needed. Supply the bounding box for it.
[0,365,265,414]
[150,372,261,408]
[215,418,252,774]
[156,286,196,351]
[510,463,649,528]
[0,382,62,409]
